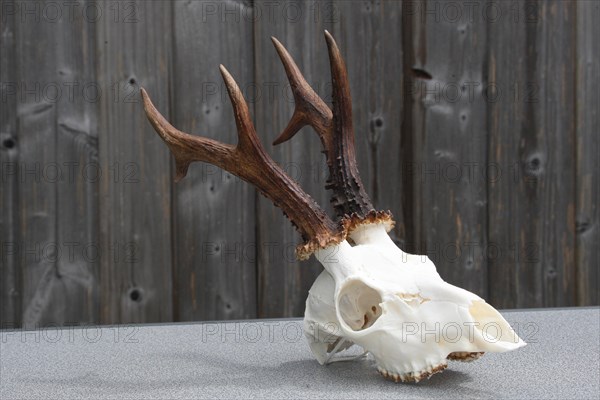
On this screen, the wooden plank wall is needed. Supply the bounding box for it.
[1,0,99,329]
[171,1,257,321]
[0,0,598,328]
[575,0,599,307]
[97,1,174,324]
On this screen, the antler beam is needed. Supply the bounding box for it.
[141,65,344,259]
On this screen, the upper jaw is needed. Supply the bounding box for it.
[377,360,449,383]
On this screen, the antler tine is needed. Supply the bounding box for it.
[272,32,392,230]
[141,88,234,183]
[271,36,332,146]
[141,65,344,259]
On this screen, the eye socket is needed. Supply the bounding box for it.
[337,280,383,331]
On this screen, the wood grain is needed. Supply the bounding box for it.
[488,1,577,308]
[1,0,598,326]
[171,0,257,321]
[404,0,489,298]
[97,0,173,323]
[575,0,599,306]
[0,0,21,327]
[3,0,100,328]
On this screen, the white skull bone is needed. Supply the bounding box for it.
[304,222,526,382]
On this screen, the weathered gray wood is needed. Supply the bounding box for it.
[488,1,577,308]
[486,0,528,309]
[0,0,21,327]
[398,0,490,297]
[52,0,100,325]
[400,0,428,258]
[575,0,599,306]
[171,0,257,320]
[1,0,598,327]
[253,1,335,317]
[6,0,100,328]
[97,0,173,324]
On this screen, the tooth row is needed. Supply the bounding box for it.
[447,351,485,362]
[377,361,448,383]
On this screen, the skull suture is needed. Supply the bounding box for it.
[305,223,525,382]
[142,31,526,383]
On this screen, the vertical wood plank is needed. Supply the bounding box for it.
[97,0,173,323]
[401,0,428,257]
[0,0,21,327]
[486,0,528,308]
[417,0,490,297]
[488,1,577,308]
[8,0,99,328]
[331,1,407,247]
[52,0,100,325]
[254,0,335,318]
[172,0,256,321]
[575,0,599,306]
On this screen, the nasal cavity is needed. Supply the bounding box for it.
[337,280,383,331]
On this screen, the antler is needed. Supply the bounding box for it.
[141,65,344,259]
[272,31,393,231]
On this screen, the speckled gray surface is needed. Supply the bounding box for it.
[1,307,598,399]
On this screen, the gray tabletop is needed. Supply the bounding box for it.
[1,307,598,399]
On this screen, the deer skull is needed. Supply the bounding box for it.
[305,223,525,382]
[141,31,525,383]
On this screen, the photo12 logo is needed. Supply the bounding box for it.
[1,161,139,184]
[0,81,142,104]
[306,320,538,345]
[1,1,140,24]
[1,323,140,344]
[200,321,304,344]
[1,240,139,264]
[402,1,539,24]
[199,1,338,23]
